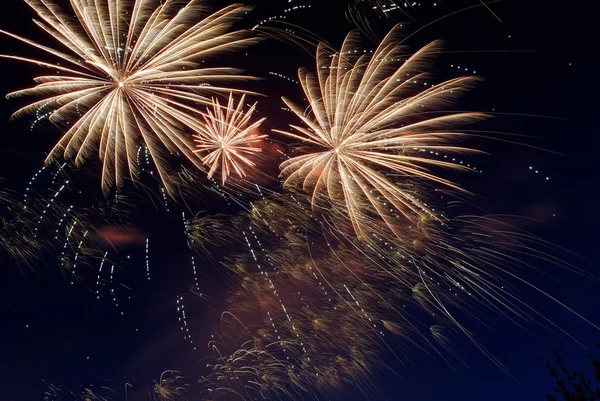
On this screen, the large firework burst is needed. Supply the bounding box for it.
[1,0,258,193]
[276,26,483,238]
[194,94,266,185]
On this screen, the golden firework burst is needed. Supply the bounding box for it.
[1,0,259,192]
[276,26,484,238]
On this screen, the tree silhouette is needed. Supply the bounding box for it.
[547,344,600,401]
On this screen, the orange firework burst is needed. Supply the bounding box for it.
[276,26,484,238]
[193,94,266,185]
[1,0,258,193]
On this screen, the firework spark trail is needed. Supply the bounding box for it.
[269,71,300,85]
[43,384,116,401]
[346,0,421,43]
[202,196,417,398]
[95,251,108,299]
[479,0,503,23]
[276,25,484,239]
[177,295,195,351]
[190,256,200,293]
[0,185,43,264]
[252,3,313,31]
[2,166,92,267]
[185,213,233,254]
[160,187,171,213]
[145,238,150,281]
[1,0,260,193]
[197,186,598,400]
[2,162,136,293]
[23,166,47,206]
[151,370,189,401]
[67,229,89,284]
[248,1,325,57]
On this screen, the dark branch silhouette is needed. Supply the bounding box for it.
[547,344,600,401]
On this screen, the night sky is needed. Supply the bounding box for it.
[1,1,599,400]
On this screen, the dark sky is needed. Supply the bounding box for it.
[1,0,599,400]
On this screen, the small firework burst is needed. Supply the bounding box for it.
[194,94,267,185]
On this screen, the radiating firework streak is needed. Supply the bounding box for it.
[276,25,484,238]
[1,0,259,193]
[193,94,266,185]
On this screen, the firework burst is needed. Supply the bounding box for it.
[276,26,484,238]
[1,0,259,193]
[0,194,42,265]
[194,94,266,185]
